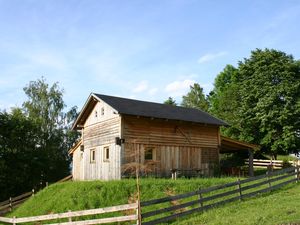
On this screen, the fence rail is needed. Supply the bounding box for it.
[0,203,138,225]
[0,191,33,216]
[141,166,299,225]
[245,159,299,168]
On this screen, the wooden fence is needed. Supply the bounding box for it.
[245,159,299,168]
[0,202,138,225]
[0,168,299,225]
[0,191,34,216]
[0,175,73,216]
[141,166,299,225]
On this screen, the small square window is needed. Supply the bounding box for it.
[104,146,109,161]
[90,149,96,163]
[101,107,105,115]
[95,111,98,118]
[145,148,153,160]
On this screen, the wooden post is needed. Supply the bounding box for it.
[136,203,139,225]
[68,210,72,222]
[266,170,272,188]
[237,179,242,201]
[9,197,12,212]
[174,170,177,180]
[12,216,16,225]
[32,189,35,196]
[248,150,254,177]
[199,190,203,208]
[296,166,299,183]
[46,182,49,187]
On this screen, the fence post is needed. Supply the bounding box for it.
[136,201,141,225]
[266,170,272,189]
[237,179,242,201]
[198,190,203,208]
[296,166,299,183]
[68,210,72,222]
[12,216,16,225]
[9,197,12,212]
[32,189,35,197]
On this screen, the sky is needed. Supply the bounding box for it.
[0,0,300,111]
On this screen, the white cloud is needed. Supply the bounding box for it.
[132,80,149,93]
[148,88,158,96]
[198,51,227,63]
[165,79,195,97]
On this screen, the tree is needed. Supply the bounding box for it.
[164,97,177,106]
[181,83,209,111]
[208,65,241,138]
[22,77,79,183]
[237,49,300,158]
[0,109,41,200]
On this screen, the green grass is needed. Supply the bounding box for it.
[9,177,236,219]
[174,183,300,225]
[6,177,300,225]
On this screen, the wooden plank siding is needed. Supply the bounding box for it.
[72,101,122,180]
[121,116,220,177]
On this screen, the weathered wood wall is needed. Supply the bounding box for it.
[73,101,121,180]
[72,144,82,180]
[121,116,220,176]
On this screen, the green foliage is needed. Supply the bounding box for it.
[181,83,209,111]
[238,49,300,156]
[163,97,177,106]
[22,77,79,184]
[209,49,300,157]
[208,65,241,138]
[0,110,40,200]
[0,77,79,201]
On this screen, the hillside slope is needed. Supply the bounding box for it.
[10,178,235,218]
[177,183,300,225]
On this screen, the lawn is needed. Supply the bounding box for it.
[5,177,300,225]
[175,183,300,225]
[9,177,236,218]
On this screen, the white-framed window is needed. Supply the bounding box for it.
[101,107,105,116]
[145,147,154,160]
[103,146,110,161]
[90,149,96,163]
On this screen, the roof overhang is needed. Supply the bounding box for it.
[220,136,259,153]
[72,93,119,130]
[68,139,82,155]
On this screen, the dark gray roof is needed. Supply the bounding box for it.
[94,93,228,126]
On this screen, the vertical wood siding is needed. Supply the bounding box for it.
[75,101,121,180]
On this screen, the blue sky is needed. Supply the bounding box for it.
[0,0,300,111]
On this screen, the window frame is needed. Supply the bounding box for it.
[90,149,96,163]
[144,147,154,161]
[103,146,110,162]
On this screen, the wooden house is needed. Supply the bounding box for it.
[69,93,254,180]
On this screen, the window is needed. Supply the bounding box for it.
[90,149,96,163]
[101,107,105,116]
[95,110,98,118]
[144,148,153,160]
[103,146,109,161]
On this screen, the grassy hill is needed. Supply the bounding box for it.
[7,178,300,225]
[10,178,236,217]
[177,183,300,225]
